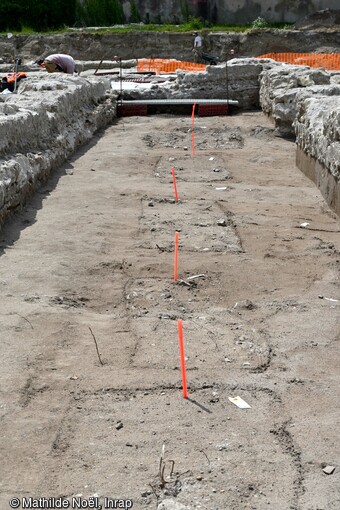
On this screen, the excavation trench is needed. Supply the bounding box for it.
[0,49,339,510]
[0,111,339,509]
[1,56,340,225]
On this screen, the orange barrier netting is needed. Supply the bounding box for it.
[257,53,340,71]
[137,58,206,74]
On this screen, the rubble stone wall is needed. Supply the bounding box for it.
[259,63,340,214]
[295,96,340,214]
[126,1,340,24]
[121,59,263,110]
[258,64,340,137]
[0,74,116,228]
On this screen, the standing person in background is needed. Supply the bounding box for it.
[192,32,202,62]
[37,54,76,74]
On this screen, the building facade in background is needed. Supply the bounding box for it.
[122,0,340,24]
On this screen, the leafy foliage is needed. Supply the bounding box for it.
[251,16,269,29]
[0,1,24,31]
[130,0,140,23]
[0,0,75,31]
[77,0,125,26]
[180,0,190,22]
[0,0,126,31]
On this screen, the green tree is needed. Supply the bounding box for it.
[0,1,24,31]
[111,0,125,24]
[75,0,124,26]
[84,0,106,25]
[130,0,140,23]
[180,0,190,22]
[0,0,76,32]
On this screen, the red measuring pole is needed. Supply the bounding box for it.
[191,102,196,156]
[174,231,179,281]
[171,167,179,201]
[177,319,188,398]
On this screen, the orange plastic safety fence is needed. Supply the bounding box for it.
[257,52,340,71]
[137,58,206,75]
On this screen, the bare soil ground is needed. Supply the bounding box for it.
[0,112,339,510]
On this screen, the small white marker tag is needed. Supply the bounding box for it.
[228,396,251,409]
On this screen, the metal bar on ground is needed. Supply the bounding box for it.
[120,99,239,106]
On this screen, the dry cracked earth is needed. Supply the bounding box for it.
[0,112,339,510]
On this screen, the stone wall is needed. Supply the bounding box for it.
[259,64,334,137]
[121,59,263,110]
[0,74,116,227]
[295,97,340,181]
[295,96,340,214]
[127,1,340,24]
[258,62,340,214]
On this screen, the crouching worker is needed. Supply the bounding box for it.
[37,54,76,74]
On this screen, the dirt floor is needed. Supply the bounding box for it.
[0,111,339,510]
